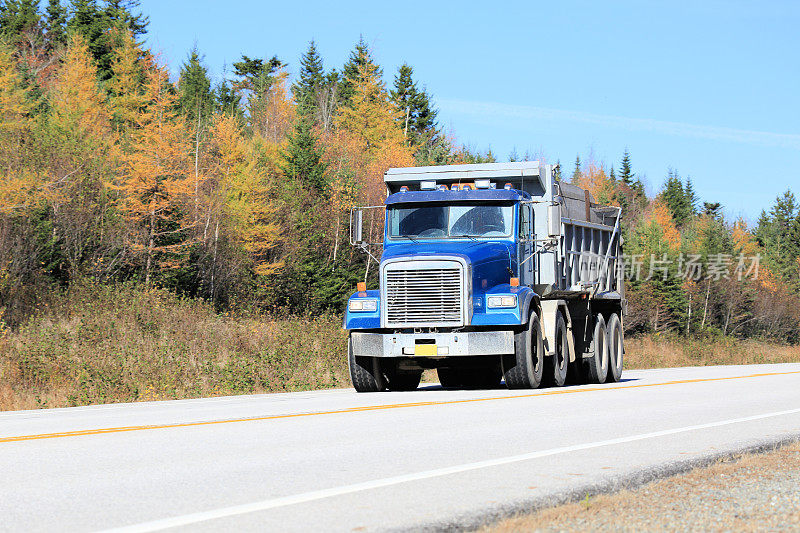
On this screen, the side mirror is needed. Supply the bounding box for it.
[350,208,364,245]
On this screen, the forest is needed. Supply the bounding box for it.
[1,0,799,347]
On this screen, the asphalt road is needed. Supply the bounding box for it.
[2,364,800,532]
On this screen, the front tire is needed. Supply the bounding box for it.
[606,313,624,383]
[503,312,544,389]
[348,336,385,392]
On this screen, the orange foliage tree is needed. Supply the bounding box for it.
[117,64,193,285]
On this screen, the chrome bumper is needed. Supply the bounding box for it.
[350,331,514,358]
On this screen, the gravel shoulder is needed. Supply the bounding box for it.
[484,439,800,532]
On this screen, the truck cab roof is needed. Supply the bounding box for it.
[385,188,531,205]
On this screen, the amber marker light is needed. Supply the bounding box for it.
[357,282,366,292]
[509,277,520,287]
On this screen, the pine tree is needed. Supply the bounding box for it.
[213,78,240,117]
[619,148,633,185]
[0,0,41,39]
[44,0,66,47]
[107,27,145,129]
[553,159,562,181]
[572,154,581,182]
[684,176,698,216]
[282,117,326,192]
[609,165,616,181]
[662,169,692,226]
[389,63,437,147]
[177,46,213,122]
[291,39,324,120]
[703,202,722,219]
[339,36,381,107]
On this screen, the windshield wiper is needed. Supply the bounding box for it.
[455,234,481,241]
[399,234,420,243]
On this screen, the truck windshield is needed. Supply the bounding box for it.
[388,203,514,240]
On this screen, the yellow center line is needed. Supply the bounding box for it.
[2,370,799,444]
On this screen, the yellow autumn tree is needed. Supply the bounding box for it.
[210,113,282,276]
[118,64,193,285]
[250,69,295,143]
[334,60,412,206]
[107,29,147,131]
[49,34,112,145]
[0,41,34,210]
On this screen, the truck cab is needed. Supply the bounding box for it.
[345,162,624,392]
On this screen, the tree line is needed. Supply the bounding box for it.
[0,0,495,327]
[1,0,798,343]
[571,151,800,342]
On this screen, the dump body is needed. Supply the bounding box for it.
[345,161,625,391]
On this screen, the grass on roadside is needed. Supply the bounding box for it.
[0,283,348,411]
[1,284,798,411]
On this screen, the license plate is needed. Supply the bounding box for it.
[415,344,437,356]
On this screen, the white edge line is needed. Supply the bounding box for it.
[102,407,800,533]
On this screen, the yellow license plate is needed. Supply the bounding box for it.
[415,344,437,356]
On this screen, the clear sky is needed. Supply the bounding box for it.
[138,0,799,222]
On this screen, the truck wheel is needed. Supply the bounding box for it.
[585,314,609,384]
[503,312,544,389]
[348,336,386,392]
[544,310,569,387]
[386,368,422,391]
[606,313,624,382]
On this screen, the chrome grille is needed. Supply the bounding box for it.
[385,266,463,326]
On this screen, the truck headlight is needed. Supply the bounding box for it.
[349,299,378,312]
[487,295,517,308]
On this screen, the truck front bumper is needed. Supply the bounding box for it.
[350,330,514,358]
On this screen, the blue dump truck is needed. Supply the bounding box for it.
[345,161,624,392]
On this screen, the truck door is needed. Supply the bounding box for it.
[518,203,534,287]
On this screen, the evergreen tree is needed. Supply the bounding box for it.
[68,0,147,81]
[389,63,437,147]
[703,201,722,219]
[44,0,66,47]
[232,54,283,95]
[177,46,213,122]
[291,39,324,120]
[609,164,616,181]
[282,117,327,192]
[553,159,562,181]
[572,154,581,182]
[619,148,634,185]
[0,0,41,38]
[213,78,240,117]
[103,0,147,37]
[339,36,380,107]
[684,177,698,216]
[662,169,692,226]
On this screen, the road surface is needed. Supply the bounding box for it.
[2,364,799,532]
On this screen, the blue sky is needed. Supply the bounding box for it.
[139,0,800,222]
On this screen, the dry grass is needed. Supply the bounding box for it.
[624,334,800,369]
[1,284,797,411]
[485,441,800,532]
[0,283,348,411]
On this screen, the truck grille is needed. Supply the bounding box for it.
[385,266,463,327]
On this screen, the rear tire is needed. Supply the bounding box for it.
[544,310,569,387]
[585,314,609,384]
[348,336,385,392]
[503,312,544,389]
[606,313,624,383]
